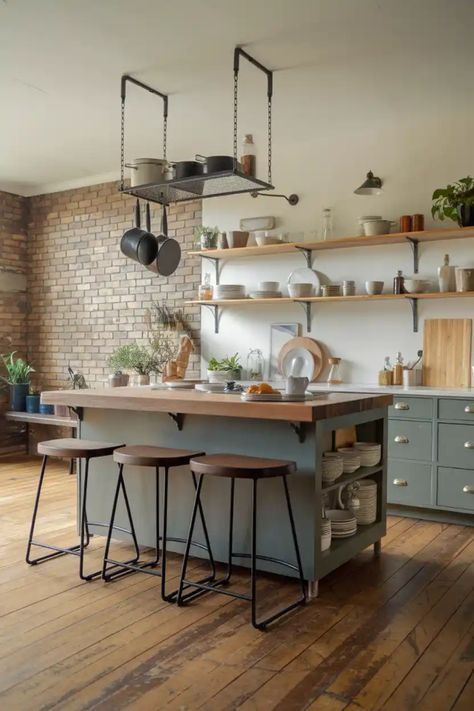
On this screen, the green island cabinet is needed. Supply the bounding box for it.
[388,395,474,522]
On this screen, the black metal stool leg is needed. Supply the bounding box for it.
[26,455,83,565]
[176,474,203,606]
[101,464,123,579]
[251,478,259,629]
[222,477,235,584]
[79,458,102,581]
[283,475,306,601]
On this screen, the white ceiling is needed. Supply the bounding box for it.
[1,0,473,196]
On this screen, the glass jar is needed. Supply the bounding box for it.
[246,348,264,381]
[321,208,333,240]
[240,134,256,177]
[327,357,342,385]
[198,273,213,300]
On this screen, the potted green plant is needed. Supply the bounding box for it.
[108,343,171,386]
[0,352,35,411]
[207,353,242,383]
[195,225,219,250]
[432,176,474,227]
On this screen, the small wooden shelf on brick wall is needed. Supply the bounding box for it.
[187,291,474,334]
[188,226,474,281]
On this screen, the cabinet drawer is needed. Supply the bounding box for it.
[388,420,432,461]
[389,397,433,420]
[438,423,474,469]
[388,460,432,507]
[437,467,474,512]
[438,398,474,422]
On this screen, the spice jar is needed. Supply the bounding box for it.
[198,273,213,300]
[240,134,256,177]
[378,356,393,386]
[412,213,424,231]
[399,215,412,232]
[393,270,405,294]
[393,352,404,386]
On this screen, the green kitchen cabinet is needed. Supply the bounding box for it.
[388,420,432,461]
[437,467,474,512]
[389,397,433,420]
[388,460,433,507]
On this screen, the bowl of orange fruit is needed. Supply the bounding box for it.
[241,382,283,401]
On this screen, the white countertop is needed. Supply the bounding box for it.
[307,383,474,398]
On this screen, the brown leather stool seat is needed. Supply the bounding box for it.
[26,438,124,581]
[102,445,216,603]
[177,453,306,630]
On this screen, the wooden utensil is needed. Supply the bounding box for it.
[423,318,472,387]
[277,337,324,381]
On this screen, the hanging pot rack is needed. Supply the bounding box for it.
[119,48,298,206]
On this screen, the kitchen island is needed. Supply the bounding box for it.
[42,387,392,595]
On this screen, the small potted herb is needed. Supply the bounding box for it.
[195,225,219,250]
[0,352,35,412]
[207,353,242,383]
[432,176,474,227]
[108,343,172,385]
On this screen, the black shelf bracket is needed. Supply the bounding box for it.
[296,301,313,332]
[289,422,307,443]
[201,304,220,334]
[200,255,221,285]
[250,191,299,205]
[405,236,419,273]
[295,246,314,268]
[168,412,184,431]
[407,298,419,332]
[70,406,84,421]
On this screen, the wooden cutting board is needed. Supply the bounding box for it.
[423,319,472,387]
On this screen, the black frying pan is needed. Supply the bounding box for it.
[120,200,158,265]
[147,204,181,277]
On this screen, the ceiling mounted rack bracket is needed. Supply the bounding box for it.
[296,301,313,332]
[200,255,221,285]
[250,191,299,205]
[289,422,307,444]
[200,304,220,334]
[168,412,184,431]
[405,236,419,274]
[407,297,419,332]
[295,246,314,268]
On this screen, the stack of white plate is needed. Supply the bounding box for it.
[214,284,246,300]
[322,453,344,483]
[321,284,342,297]
[354,479,378,525]
[353,442,382,467]
[321,518,331,551]
[335,448,361,473]
[249,290,282,299]
[325,509,357,538]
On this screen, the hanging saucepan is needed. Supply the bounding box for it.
[120,200,158,266]
[125,158,172,187]
[172,160,205,180]
[195,155,238,174]
[147,204,181,277]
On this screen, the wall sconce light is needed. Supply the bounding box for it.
[354,171,383,195]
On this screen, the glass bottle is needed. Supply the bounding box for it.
[393,352,404,386]
[379,356,393,385]
[198,272,213,301]
[393,270,405,294]
[246,348,264,381]
[327,357,342,385]
[321,208,333,240]
[240,134,256,177]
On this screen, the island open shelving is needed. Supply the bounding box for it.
[187,290,474,334]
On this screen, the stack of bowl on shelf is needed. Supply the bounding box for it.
[321,518,331,551]
[213,284,246,300]
[353,441,382,467]
[249,281,282,299]
[334,448,362,473]
[321,453,344,483]
[325,510,357,538]
[353,479,378,525]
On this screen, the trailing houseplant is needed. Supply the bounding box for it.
[0,352,35,411]
[432,176,474,227]
[195,225,219,250]
[207,353,242,382]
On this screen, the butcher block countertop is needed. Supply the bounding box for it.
[41,387,393,423]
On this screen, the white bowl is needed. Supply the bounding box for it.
[288,283,314,298]
[365,280,384,295]
[258,281,280,292]
[255,234,284,246]
[403,278,431,294]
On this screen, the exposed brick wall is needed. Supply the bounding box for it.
[0,191,28,454]
[27,182,202,398]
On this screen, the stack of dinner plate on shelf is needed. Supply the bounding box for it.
[353,442,382,467]
[321,518,331,551]
[249,281,282,299]
[325,509,357,538]
[335,448,361,473]
[354,479,378,525]
[214,284,246,300]
[321,284,342,297]
[322,453,344,484]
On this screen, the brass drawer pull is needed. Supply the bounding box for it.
[393,479,408,487]
[464,405,474,414]
[394,435,409,444]
[394,402,410,411]
[463,441,474,449]
[463,485,474,494]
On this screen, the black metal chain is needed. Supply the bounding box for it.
[233,71,238,164]
[267,95,272,185]
[163,113,167,161]
[120,97,125,191]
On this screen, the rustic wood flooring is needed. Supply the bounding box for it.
[0,456,472,710]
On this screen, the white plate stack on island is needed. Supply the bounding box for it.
[353,479,378,525]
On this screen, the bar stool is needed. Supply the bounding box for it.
[26,438,126,581]
[102,445,216,602]
[177,453,306,630]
